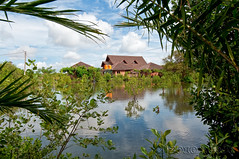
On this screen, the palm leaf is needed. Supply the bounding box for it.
[0,62,63,124]
[0,0,106,41]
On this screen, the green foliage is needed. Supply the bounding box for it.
[125,77,144,97]
[111,74,124,87]
[152,76,160,86]
[0,62,24,87]
[116,1,239,158]
[191,88,239,158]
[125,99,145,118]
[153,105,160,115]
[127,129,179,159]
[0,63,119,158]
[61,66,101,82]
[0,61,62,123]
[141,129,179,159]
[197,134,229,159]
[0,61,191,158]
[103,72,112,82]
[163,51,194,83]
[36,66,56,74]
[0,135,43,159]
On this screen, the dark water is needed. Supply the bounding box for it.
[66,87,209,159]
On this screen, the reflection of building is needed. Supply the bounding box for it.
[106,93,112,98]
[101,55,163,76]
[106,87,145,100]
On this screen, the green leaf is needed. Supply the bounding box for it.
[151,129,160,138]
[225,39,236,67]
[141,147,148,156]
[6,0,17,7]
[164,129,171,136]
[197,52,204,95]
[216,70,225,93]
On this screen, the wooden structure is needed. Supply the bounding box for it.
[101,55,163,76]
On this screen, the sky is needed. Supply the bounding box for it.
[0,0,171,71]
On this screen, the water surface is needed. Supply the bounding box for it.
[67,87,209,159]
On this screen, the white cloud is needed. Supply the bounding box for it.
[102,53,107,59]
[0,25,13,42]
[36,61,48,68]
[77,13,113,35]
[120,32,147,53]
[9,46,36,60]
[46,13,113,48]
[63,51,81,61]
[17,61,72,71]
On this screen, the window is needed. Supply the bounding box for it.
[123,60,127,64]
[104,65,108,69]
[134,60,138,64]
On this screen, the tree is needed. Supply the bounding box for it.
[0,62,62,123]
[0,0,107,123]
[116,0,239,158]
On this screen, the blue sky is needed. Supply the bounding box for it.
[0,0,171,71]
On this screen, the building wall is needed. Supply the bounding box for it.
[113,70,126,76]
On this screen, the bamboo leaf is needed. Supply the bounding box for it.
[181,5,186,29]
[16,0,56,8]
[138,2,153,15]
[197,52,204,95]
[6,0,17,7]
[191,0,222,26]
[0,0,7,5]
[216,70,225,93]
[225,39,236,67]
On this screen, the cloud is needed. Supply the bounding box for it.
[46,13,113,48]
[16,61,47,70]
[0,25,13,41]
[63,51,81,61]
[36,61,48,68]
[77,13,113,35]
[9,46,36,60]
[120,32,147,53]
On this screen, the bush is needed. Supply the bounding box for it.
[152,76,160,85]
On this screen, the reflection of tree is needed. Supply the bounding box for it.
[160,85,193,115]
[125,97,145,118]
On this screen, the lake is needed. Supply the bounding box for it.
[65,86,209,159]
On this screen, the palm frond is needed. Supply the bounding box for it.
[0,0,106,41]
[0,62,63,124]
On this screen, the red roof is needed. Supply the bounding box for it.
[101,55,147,70]
[72,61,92,68]
[139,62,163,70]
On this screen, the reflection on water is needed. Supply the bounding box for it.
[67,87,208,159]
[160,87,194,116]
[125,99,145,118]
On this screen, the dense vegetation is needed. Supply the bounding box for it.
[116,0,239,158]
[0,61,185,158]
[1,0,238,158]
